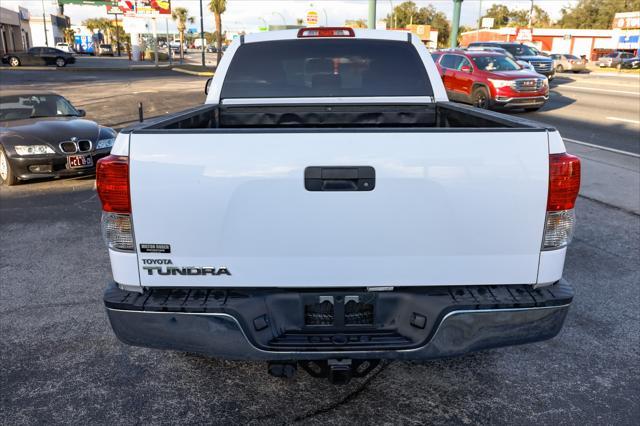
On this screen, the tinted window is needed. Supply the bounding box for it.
[440,54,463,70]
[566,54,579,59]
[28,48,41,54]
[0,95,80,121]
[472,55,520,71]
[221,39,432,99]
[501,44,538,56]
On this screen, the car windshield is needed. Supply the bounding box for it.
[221,39,433,98]
[604,53,618,57]
[566,54,579,59]
[472,55,520,71]
[502,44,539,56]
[0,95,80,121]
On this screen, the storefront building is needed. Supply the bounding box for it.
[0,6,32,54]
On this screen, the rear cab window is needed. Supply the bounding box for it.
[220,39,433,99]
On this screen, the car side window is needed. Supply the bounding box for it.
[440,54,463,70]
[29,48,41,55]
[458,57,472,70]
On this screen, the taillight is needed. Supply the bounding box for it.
[297,27,355,38]
[96,155,130,213]
[97,155,134,251]
[543,153,581,249]
[548,153,580,211]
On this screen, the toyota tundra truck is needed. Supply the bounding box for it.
[98,28,580,384]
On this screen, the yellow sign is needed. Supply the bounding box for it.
[306,10,319,27]
[406,24,431,41]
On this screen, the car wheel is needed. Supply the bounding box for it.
[472,87,490,109]
[524,107,542,112]
[555,64,564,72]
[55,57,66,67]
[0,148,18,186]
[8,56,20,67]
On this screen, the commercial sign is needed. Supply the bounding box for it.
[481,17,494,29]
[135,0,171,16]
[406,24,431,41]
[106,5,126,14]
[515,27,533,42]
[612,11,640,29]
[306,10,319,27]
[58,0,118,5]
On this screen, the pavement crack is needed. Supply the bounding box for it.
[292,360,392,423]
[578,194,640,216]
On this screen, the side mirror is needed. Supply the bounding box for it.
[204,77,213,95]
[460,65,472,73]
[77,109,86,117]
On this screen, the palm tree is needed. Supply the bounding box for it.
[209,0,227,66]
[172,7,194,62]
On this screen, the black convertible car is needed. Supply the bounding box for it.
[0,91,115,186]
[2,47,75,67]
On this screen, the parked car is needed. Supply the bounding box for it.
[467,42,555,80]
[169,41,187,54]
[2,47,75,67]
[466,45,535,71]
[97,44,114,56]
[55,42,75,54]
[99,28,578,385]
[550,54,586,73]
[206,44,217,53]
[619,54,640,69]
[596,51,635,67]
[432,49,549,111]
[0,91,116,186]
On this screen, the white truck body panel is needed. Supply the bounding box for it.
[128,130,549,288]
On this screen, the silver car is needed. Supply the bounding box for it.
[597,52,634,68]
[550,54,586,73]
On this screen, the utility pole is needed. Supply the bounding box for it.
[528,0,534,27]
[41,0,48,46]
[449,0,463,48]
[477,0,482,41]
[368,0,376,29]
[199,0,205,67]
[114,13,121,56]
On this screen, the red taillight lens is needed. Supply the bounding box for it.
[547,153,581,211]
[297,27,355,38]
[96,155,130,213]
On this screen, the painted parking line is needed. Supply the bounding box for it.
[557,85,640,95]
[563,137,640,158]
[606,116,640,125]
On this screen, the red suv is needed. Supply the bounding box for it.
[432,50,549,111]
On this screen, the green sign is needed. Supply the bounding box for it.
[58,0,118,6]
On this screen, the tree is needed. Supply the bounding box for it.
[385,1,451,47]
[171,7,194,62]
[557,0,640,29]
[345,19,367,28]
[209,0,227,67]
[483,4,511,27]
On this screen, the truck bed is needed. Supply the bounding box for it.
[124,101,551,132]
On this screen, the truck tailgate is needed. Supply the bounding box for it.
[129,131,549,287]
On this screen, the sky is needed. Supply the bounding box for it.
[5,0,580,33]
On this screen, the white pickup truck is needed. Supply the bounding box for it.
[98,28,580,384]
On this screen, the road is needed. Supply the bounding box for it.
[1,69,639,424]
[527,72,640,155]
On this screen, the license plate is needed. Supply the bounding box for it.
[67,154,93,169]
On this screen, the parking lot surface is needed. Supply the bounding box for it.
[1,69,639,424]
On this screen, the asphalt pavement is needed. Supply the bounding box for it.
[0,68,638,425]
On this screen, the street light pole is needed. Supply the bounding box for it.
[199,0,205,67]
[115,13,121,56]
[368,0,376,29]
[41,0,48,46]
[272,12,286,26]
[528,0,534,27]
[449,0,463,48]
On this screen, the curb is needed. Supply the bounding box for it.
[171,67,214,77]
[1,65,172,72]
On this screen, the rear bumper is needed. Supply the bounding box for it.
[104,280,573,361]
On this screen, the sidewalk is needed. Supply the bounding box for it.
[565,141,640,215]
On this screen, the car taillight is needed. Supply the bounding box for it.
[97,155,130,213]
[97,155,134,251]
[297,27,355,38]
[543,153,581,249]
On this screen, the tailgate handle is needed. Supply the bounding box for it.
[304,166,375,192]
